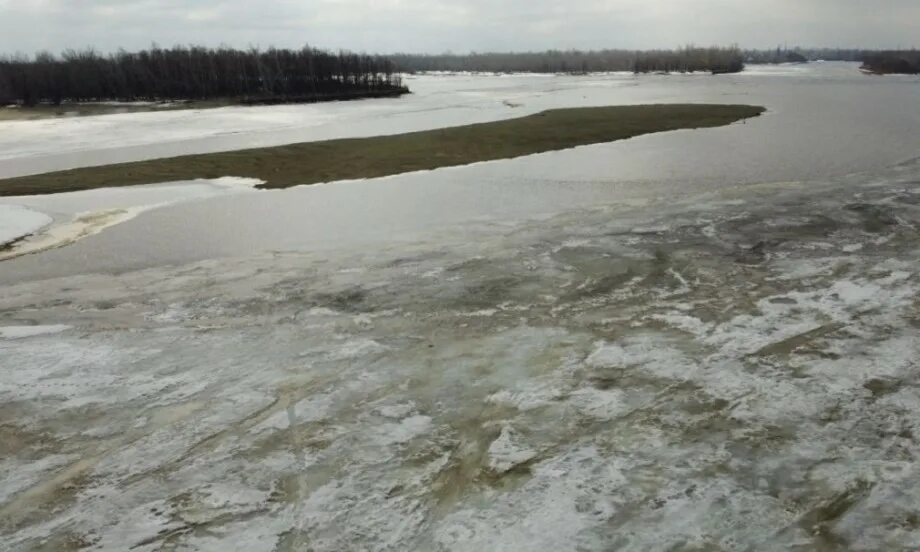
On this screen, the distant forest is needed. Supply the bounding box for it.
[860,50,920,74]
[744,47,920,74]
[393,46,920,75]
[744,47,869,63]
[2,44,915,107]
[0,46,408,106]
[391,47,745,75]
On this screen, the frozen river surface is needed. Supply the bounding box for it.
[2,64,920,550]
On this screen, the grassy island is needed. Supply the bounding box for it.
[0,104,764,196]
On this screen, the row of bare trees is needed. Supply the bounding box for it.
[744,47,866,64]
[391,45,920,75]
[743,47,920,70]
[389,46,745,75]
[0,46,408,106]
[744,48,808,64]
[860,50,920,74]
[632,47,744,74]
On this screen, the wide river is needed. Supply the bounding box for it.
[2,63,920,550]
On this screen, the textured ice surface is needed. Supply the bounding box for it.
[2,158,920,550]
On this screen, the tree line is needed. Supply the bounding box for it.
[744,47,808,64]
[860,50,920,74]
[390,46,918,75]
[390,46,745,75]
[743,47,920,68]
[0,46,408,106]
[744,47,867,64]
[744,47,920,74]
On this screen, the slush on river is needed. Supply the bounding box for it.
[1,3,920,551]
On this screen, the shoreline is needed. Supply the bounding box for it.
[0,88,411,122]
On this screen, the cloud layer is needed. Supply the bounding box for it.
[1,0,917,54]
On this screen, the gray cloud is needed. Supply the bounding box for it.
[0,0,917,54]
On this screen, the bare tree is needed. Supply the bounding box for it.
[389,46,745,75]
[0,45,408,106]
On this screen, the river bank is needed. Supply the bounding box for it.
[0,87,412,123]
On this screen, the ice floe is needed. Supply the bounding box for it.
[0,204,52,247]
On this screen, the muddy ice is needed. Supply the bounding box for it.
[2,160,920,550]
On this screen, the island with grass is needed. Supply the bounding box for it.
[0,104,764,196]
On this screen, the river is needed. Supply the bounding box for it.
[1,63,920,550]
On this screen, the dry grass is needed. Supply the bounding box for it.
[0,104,764,196]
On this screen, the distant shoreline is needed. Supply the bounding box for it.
[858,65,920,76]
[858,51,920,75]
[0,104,764,197]
[0,88,411,122]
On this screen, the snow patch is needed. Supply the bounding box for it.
[372,415,433,447]
[327,338,389,360]
[0,325,71,339]
[0,204,52,246]
[487,425,538,474]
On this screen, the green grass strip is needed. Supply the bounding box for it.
[0,104,764,196]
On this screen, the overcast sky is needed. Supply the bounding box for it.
[0,0,917,55]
